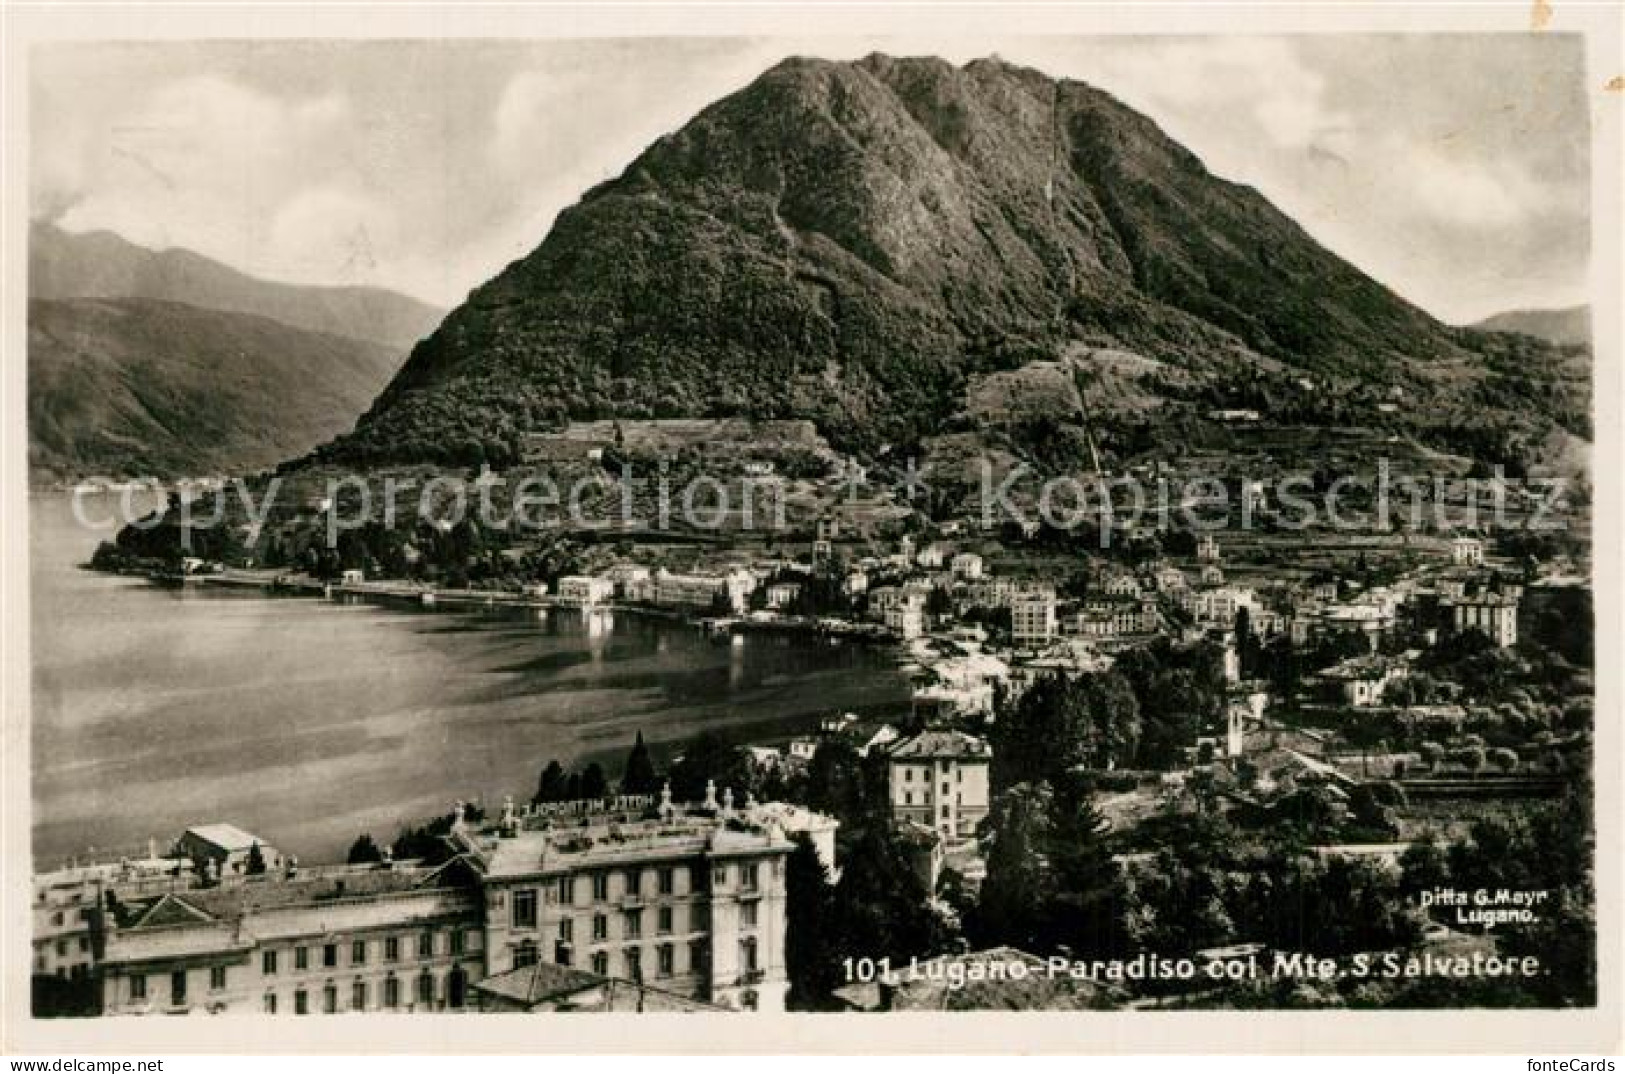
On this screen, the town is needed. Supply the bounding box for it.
[41,444,1595,1014]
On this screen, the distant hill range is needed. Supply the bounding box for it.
[319,54,1588,478]
[28,224,443,482]
[1471,306,1591,349]
[30,223,441,349]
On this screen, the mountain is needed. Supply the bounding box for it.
[1472,306,1591,348]
[30,222,442,350]
[29,298,403,480]
[323,54,1587,471]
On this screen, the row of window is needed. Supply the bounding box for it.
[900,791,964,808]
[127,966,229,1004]
[262,969,468,1013]
[900,765,964,782]
[513,936,758,979]
[260,929,475,975]
[510,865,761,929]
[515,899,747,938]
[130,966,470,1011]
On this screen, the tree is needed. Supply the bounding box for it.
[975,783,1055,949]
[621,732,661,795]
[245,842,267,876]
[975,776,1128,957]
[992,670,1140,788]
[534,760,569,804]
[803,740,873,826]
[784,835,841,1007]
[579,762,609,800]
[347,834,384,865]
[830,823,951,963]
[667,730,761,804]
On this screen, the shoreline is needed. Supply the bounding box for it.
[91,561,904,647]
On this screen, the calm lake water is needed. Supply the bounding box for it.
[30,492,909,867]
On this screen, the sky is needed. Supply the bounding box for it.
[30,35,1591,325]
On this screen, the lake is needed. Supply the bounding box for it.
[29,492,909,867]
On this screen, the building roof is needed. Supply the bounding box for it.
[886,730,991,762]
[452,801,795,880]
[473,962,724,1012]
[121,861,475,927]
[182,824,266,853]
[474,961,605,1007]
[129,893,215,929]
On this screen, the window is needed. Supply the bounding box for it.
[626,869,642,897]
[171,970,187,1005]
[658,906,673,935]
[415,971,434,1007]
[78,937,90,952]
[294,989,309,1015]
[592,913,608,941]
[450,930,465,956]
[262,950,278,975]
[384,937,399,962]
[904,791,913,805]
[592,872,610,901]
[712,865,727,887]
[323,984,338,1014]
[657,943,675,977]
[941,781,949,795]
[658,867,674,895]
[690,939,707,972]
[263,993,277,1014]
[130,974,147,1000]
[904,768,913,782]
[56,939,67,956]
[691,904,706,931]
[742,901,758,928]
[742,936,759,973]
[352,940,367,965]
[956,768,963,782]
[625,908,643,938]
[352,980,367,1012]
[295,946,309,970]
[512,888,537,928]
[52,910,64,926]
[560,875,576,905]
[383,976,399,1009]
[591,951,608,976]
[323,943,337,968]
[417,932,434,959]
[514,941,539,969]
[625,947,642,981]
[209,965,227,992]
[448,966,466,1009]
[742,863,759,892]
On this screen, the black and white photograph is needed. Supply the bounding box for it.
[5,2,1620,1057]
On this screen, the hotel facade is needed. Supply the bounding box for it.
[90,792,811,1016]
